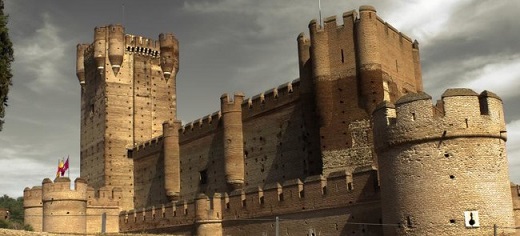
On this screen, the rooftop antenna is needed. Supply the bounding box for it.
[318,0,322,27]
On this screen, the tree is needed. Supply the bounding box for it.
[0,0,14,131]
[0,194,24,224]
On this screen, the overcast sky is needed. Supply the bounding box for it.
[1,0,519,198]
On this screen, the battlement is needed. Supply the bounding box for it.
[178,79,300,143]
[179,111,221,144]
[373,89,507,150]
[41,177,88,202]
[119,168,379,232]
[23,186,43,208]
[305,6,413,45]
[87,186,122,207]
[308,9,357,32]
[242,79,299,120]
[129,135,164,159]
[124,34,161,57]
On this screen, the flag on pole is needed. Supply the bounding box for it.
[56,159,64,178]
[55,157,70,178]
[62,156,69,176]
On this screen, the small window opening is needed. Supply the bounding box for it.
[411,112,416,121]
[449,175,455,179]
[341,49,345,63]
[406,216,413,227]
[347,182,353,191]
[199,169,208,185]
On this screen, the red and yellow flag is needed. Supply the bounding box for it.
[56,159,64,178]
[56,157,69,178]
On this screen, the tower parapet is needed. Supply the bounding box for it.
[373,89,514,235]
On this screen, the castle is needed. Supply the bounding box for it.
[23,5,520,235]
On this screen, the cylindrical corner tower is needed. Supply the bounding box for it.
[357,5,383,113]
[42,177,88,234]
[195,193,222,236]
[308,18,332,127]
[23,186,43,232]
[220,92,245,191]
[163,120,182,201]
[373,90,515,236]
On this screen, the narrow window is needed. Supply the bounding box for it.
[341,49,345,63]
[199,169,208,185]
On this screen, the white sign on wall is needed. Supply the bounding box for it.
[464,211,480,228]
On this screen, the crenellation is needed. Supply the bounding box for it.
[374,89,508,152]
[242,80,300,120]
[343,10,358,21]
[323,15,338,30]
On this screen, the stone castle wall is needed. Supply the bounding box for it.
[130,80,323,208]
[120,168,382,235]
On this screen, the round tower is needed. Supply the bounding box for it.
[220,92,245,191]
[357,5,383,113]
[23,186,43,232]
[93,26,107,71]
[108,24,125,74]
[163,120,182,201]
[42,177,88,234]
[195,193,222,236]
[159,33,179,79]
[373,89,514,236]
[308,18,332,127]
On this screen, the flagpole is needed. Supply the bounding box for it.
[67,155,70,178]
[318,0,322,27]
[56,159,59,179]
